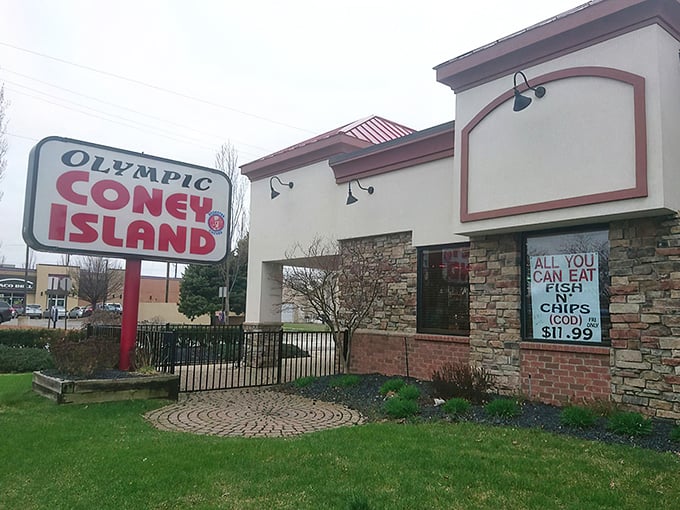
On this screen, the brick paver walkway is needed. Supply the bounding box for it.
[144,387,365,438]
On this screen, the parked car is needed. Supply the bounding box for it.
[43,306,67,320]
[68,306,92,318]
[13,304,24,316]
[25,304,43,319]
[0,301,13,323]
[102,303,123,314]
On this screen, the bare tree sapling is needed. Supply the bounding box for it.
[282,237,384,372]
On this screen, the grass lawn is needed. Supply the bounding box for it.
[282,322,330,333]
[1,373,679,510]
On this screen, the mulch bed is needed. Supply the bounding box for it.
[278,373,680,454]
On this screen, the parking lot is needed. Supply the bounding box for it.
[0,316,85,330]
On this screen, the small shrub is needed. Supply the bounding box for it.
[0,328,73,349]
[383,396,419,418]
[293,376,316,388]
[331,374,361,388]
[131,342,156,372]
[397,384,420,401]
[560,406,598,429]
[50,335,120,376]
[85,309,122,326]
[485,398,521,418]
[280,344,310,359]
[607,411,653,437]
[431,362,492,404]
[442,398,471,417]
[0,345,54,373]
[379,378,405,396]
[582,398,618,418]
[670,426,680,443]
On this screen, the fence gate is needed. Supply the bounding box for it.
[136,325,343,392]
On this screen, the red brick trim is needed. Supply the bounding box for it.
[460,67,647,223]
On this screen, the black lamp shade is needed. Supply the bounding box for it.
[513,89,532,112]
[269,176,293,199]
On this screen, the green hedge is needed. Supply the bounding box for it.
[0,328,84,349]
[0,345,54,373]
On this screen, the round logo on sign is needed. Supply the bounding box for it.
[207,211,225,235]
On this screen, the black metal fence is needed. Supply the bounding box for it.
[90,324,343,392]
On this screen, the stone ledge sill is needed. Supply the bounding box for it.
[414,334,470,344]
[520,342,610,355]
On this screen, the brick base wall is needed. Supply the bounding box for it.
[350,330,470,380]
[520,342,611,405]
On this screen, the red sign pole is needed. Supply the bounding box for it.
[119,258,142,370]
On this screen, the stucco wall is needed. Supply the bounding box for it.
[454,25,680,235]
[138,302,210,325]
[246,156,465,324]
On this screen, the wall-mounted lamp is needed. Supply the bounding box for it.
[346,179,374,205]
[512,71,546,112]
[269,175,294,199]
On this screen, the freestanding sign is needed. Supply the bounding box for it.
[23,137,232,264]
[23,137,232,369]
[530,252,601,343]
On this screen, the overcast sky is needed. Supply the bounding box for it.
[0,0,584,276]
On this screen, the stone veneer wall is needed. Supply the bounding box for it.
[340,231,417,332]
[469,216,680,419]
[342,231,472,378]
[242,323,281,368]
[468,233,613,404]
[468,234,523,392]
[609,215,680,420]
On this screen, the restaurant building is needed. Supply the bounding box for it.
[242,0,680,420]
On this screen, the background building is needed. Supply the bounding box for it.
[0,263,207,324]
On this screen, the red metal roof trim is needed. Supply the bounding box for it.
[239,134,372,182]
[240,116,415,182]
[330,122,454,183]
[435,0,680,92]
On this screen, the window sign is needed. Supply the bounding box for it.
[530,252,601,342]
